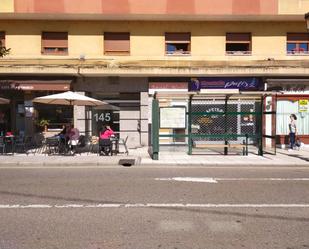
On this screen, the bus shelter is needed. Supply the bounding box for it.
[151,90,278,160]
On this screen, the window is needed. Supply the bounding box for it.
[287,33,309,55]
[104,32,130,55]
[165,33,191,55]
[277,100,309,135]
[0,31,5,47]
[226,33,252,55]
[41,32,68,55]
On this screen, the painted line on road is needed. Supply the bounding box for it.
[155,177,309,183]
[155,177,218,183]
[1,203,309,209]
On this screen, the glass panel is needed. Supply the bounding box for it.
[299,43,308,52]
[92,110,119,136]
[226,43,251,54]
[277,100,309,135]
[166,43,190,54]
[36,104,73,131]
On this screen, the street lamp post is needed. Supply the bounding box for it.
[305,12,309,30]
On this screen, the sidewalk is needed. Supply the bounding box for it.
[0,147,308,167]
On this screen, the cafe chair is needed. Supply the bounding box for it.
[87,136,99,155]
[46,137,60,155]
[118,136,129,155]
[0,137,5,154]
[99,138,112,156]
[14,136,30,155]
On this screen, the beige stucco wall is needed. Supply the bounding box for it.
[279,0,309,14]
[0,20,308,62]
[0,0,14,12]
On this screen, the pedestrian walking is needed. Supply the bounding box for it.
[288,114,297,151]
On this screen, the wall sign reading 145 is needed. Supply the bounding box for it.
[93,112,112,122]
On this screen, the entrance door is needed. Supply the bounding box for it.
[262,95,277,155]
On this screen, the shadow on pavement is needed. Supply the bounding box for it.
[151,207,309,223]
[0,190,123,205]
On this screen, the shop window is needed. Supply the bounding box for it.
[104,32,130,55]
[226,33,252,55]
[277,100,309,135]
[36,103,73,131]
[41,32,68,55]
[287,33,309,55]
[0,31,5,47]
[165,32,191,55]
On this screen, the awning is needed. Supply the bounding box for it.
[266,79,309,91]
[0,80,72,91]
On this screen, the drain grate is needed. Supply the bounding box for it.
[118,159,135,167]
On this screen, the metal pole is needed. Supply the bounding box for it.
[258,96,264,156]
[224,95,228,155]
[188,96,193,155]
[152,98,160,160]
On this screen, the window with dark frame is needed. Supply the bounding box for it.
[287,33,309,55]
[104,32,130,55]
[41,32,68,55]
[0,31,5,47]
[226,33,252,55]
[165,32,191,55]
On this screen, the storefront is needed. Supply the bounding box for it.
[267,79,309,146]
[74,77,149,148]
[0,78,73,136]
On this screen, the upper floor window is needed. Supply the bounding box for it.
[165,32,191,55]
[104,32,130,55]
[42,32,68,55]
[287,33,309,55]
[226,33,251,55]
[0,31,5,47]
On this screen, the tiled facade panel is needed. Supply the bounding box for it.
[195,0,233,15]
[14,0,279,15]
[34,0,65,13]
[232,0,261,14]
[166,0,195,14]
[101,0,130,14]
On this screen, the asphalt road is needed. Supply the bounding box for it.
[0,165,309,249]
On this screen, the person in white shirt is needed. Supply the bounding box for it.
[288,114,297,151]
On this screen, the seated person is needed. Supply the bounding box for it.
[99,125,114,155]
[68,125,80,153]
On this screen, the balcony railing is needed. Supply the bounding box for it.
[166,51,191,55]
[287,50,309,55]
[226,51,252,56]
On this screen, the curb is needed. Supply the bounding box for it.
[0,162,307,168]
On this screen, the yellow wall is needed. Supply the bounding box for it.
[279,0,309,14]
[0,0,14,12]
[0,20,308,61]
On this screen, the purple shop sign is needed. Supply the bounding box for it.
[189,78,262,91]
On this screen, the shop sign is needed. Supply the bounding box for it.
[160,107,186,129]
[190,77,261,91]
[149,82,188,94]
[299,99,308,113]
[0,80,70,91]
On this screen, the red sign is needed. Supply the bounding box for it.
[0,80,71,91]
[149,82,188,90]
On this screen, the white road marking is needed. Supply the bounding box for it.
[155,177,218,183]
[217,178,309,181]
[155,177,309,183]
[0,203,309,209]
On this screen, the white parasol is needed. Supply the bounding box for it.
[0,97,10,104]
[32,91,106,106]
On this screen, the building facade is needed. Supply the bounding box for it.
[0,0,309,148]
